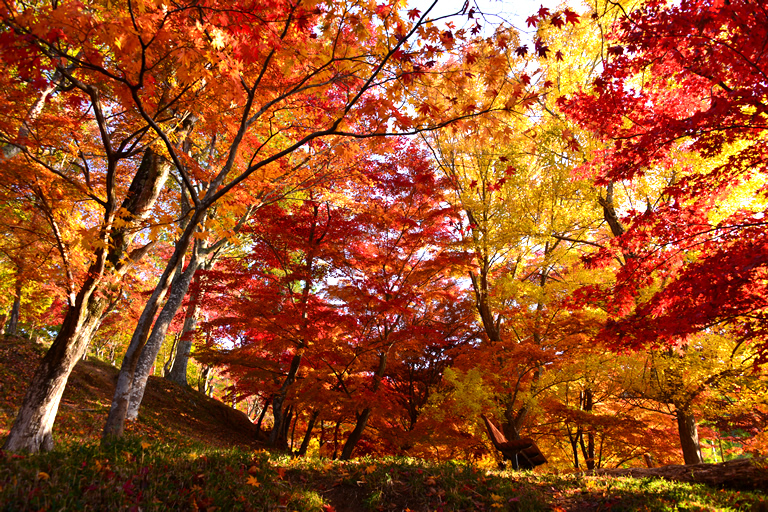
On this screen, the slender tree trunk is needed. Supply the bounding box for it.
[198,365,212,394]
[676,406,704,465]
[162,333,179,376]
[102,208,205,443]
[579,389,596,470]
[166,275,204,386]
[269,353,303,449]
[255,396,271,435]
[125,254,202,421]
[339,352,388,460]
[6,280,21,336]
[297,410,319,456]
[569,429,581,469]
[332,420,341,459]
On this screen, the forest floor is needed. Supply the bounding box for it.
[1,336,767,511]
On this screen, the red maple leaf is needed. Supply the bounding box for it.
[564,8,580,25]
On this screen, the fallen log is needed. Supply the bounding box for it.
[591,457,768,491]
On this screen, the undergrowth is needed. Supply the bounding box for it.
[1,437,766,511]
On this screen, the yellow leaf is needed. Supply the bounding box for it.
[141,441,151,449]
[365,465,376,474]
[246,475,260,487]
[37,472,50,481]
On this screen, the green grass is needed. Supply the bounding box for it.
[1,437,766,511]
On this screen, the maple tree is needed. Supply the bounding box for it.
[327,177,462,459]
[194,140,465,457]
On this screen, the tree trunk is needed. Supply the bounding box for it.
[569,429,581,469]
[6,280,21,336]
[102,207,205,443]
[579,389,596,470]
[339,352,388,460]
[340,408,371,460]
[125,254,202,421]
[297,410,319,456]
[676,406,704,465]
[268,347,306,448]
[3,144,171,452]
[2,288,101,452]
[166,275,204,386]
[255,396,270,436]
[162,333,179,377]
[198,365,212,394]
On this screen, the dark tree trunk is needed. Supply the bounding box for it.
[332,420,341,459]
[255,395,271,436]
[6,278,22,336]
[297,410,319,456]
[569,429,581,469]
[340,408,371,460]
[339,352,388,460]
[676,407,704,465]
[269,353,303,448]
[579,389,596,470]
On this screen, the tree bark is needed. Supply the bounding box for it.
[340,408,372,460]
[6,280,22,336]
[2,285,101,452]
[339,351,388,460]
[676,406,704,465]
[579,389,596,470]
[166,293,201,386]
[102,206,205,443]
[198,364,213,394]
[269,353,303,448]
[124,253,203,421]
[297,410,319,456]
[255,395,271,435]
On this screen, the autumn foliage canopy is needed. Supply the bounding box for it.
[0,0,766,468]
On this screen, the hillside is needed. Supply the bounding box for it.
[0,336,260,450]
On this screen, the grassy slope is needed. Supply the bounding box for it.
[1,337,767,511]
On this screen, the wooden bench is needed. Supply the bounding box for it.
[481,415,547,470]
